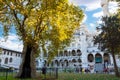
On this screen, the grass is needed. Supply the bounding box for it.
[57,73,120,80]
[0,72,120,80]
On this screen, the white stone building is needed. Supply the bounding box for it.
[37,24,120,72]
[0,47,22,69]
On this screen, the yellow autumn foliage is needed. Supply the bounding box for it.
[0,0,84,58]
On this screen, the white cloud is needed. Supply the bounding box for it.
[89,23,97,31]
[90,23,95,28]
[69,0,101,11]
[0,34,23,52]
[93,11,103,18]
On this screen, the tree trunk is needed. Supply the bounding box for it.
[16,44,36,78]
[112,53,120,77]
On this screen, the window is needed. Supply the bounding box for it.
[88,54,94,62]
[9,58,13,63]
[16,53,17,57]
[18,54,20,57]
[7,51,9,55]
[72,50,76,56]
[4,51,6,55]
[5,58,8,64]
[11,52,12,56]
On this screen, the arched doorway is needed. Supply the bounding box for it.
[104,53,110,68]
[88,54,94,62]
[104,53,110,63]
[95,53,103,72]
[95,53,102,63]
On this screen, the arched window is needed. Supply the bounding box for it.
[9,58,13,63]
[78,59,82,63]
[77,50,82,56]
[64,60,68,67]
[72,59,76,63]
[72,50,76,56]
[64,50,68,56]
[88,54,94,62]
[5,58,8,64]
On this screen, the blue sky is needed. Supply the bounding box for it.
[0,0,118,51]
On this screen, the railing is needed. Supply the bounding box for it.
[0,67,58,80]
[0,67,116,80]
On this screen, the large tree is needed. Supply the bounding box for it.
[0,0,84,78]
[94,14,120,77]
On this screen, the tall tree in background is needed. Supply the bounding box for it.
[94,14,120,77]
[0,0,84,78]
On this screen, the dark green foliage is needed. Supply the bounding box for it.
[94,14,120,53]
[94,14,120,77]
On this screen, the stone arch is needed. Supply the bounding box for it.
[64,50,68,56]
[104,53,110,68]
[95,53,102,63]
[72,50,76,56]
[78,58,82,63]
[77,49,82,56]
[55,60,59,66]
[104,53,110,63]
[88,53,94,62]
[72,59,76,63]
[64,60,68,67]
[4,57,8,64]
[60,59,64,67]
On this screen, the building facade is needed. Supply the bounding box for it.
[0,47,22,69]
[38,24,120,72]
